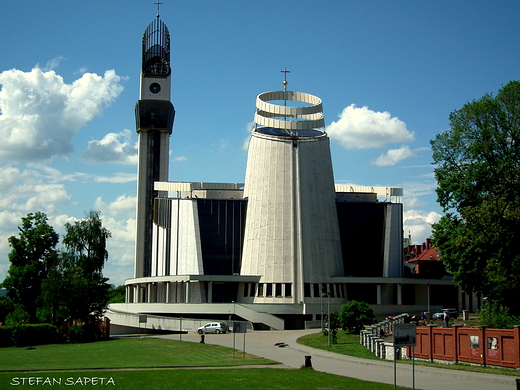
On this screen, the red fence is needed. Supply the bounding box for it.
[409,325,520,368]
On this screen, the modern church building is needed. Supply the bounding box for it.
[108,14,459,331]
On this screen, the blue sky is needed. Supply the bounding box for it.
[1,1,519,286]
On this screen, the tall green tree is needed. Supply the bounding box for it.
[431,80,520,314]
[61,210,112,322]
[1,212,59,323]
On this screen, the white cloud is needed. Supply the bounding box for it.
[403,179,438,199]
[94,195,136,218]
[82,129,138,165]
[0,165,72,215]
[75,67,89,75]
[40,56,65,71]
[403,209,442,245]
[0,67,124,161]
[93,196,137,280]
[0,165,75,283]
[371,145,417,166]
[0,162,137,286]
[326,104,414,149]
[242,121,255,150]
[94,173,136,184]
[212,139,230,152]
[172,156,187,162]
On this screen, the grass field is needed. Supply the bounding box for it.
[0,337,273,371]
[0,337,408,389]
[297,331,379,360]
[0,368,409,389]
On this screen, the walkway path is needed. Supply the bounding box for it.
[157,329,518,390]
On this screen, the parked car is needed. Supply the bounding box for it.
[432,308,459,320]
[197,322,229,334]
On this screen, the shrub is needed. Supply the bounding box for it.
[12,323,60,347]
[339,300,375,333]
[478,302,520,329]
[69,324,85,343]
[0,326,14,347]
[0,324,59,348]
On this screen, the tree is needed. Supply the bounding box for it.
[1,212,59,323]
[323,310,340,344]
[431,80,520,315]
[61,210,111,322]
[0,296,14,325]
[339,300,375,333]
[107,285,126,304]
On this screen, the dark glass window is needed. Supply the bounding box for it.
[197,199,247,276]
[285,283,292,297]
[336,202,387,277]
[266,283,273,297]
[258,284,264,297]
[135,100,175,131]
[313,283,320,298]
[250,283,256,297]
[243,283,249,297]
[304,283,311,297]
[275,283,282,297]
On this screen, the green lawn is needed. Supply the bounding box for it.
[298,331,379,360]
[0,337,409,389]
[0,337,273,371]
[0,368,408,389]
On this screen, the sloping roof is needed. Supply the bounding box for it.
[406,246,441,263]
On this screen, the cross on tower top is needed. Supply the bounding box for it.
[281,67,290,91]
[154,1,163,17]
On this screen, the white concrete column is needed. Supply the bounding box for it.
[147,283,152,303]
[134,285,139,303]
[397,284,402,305]
[165,282,170,303]
[377,284,382,305]
[185,281,190,303]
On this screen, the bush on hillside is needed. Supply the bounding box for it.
[339,300,375,333]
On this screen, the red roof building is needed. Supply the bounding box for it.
[404,238,447,279]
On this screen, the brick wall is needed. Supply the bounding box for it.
[409,325,520,368]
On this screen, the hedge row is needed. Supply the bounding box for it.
[0,323,59,347]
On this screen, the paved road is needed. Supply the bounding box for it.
[157,329,518,390]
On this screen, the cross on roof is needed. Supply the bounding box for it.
[154,1,163,17]
[281,67,290,91]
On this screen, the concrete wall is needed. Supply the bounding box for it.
[241,131,343,304]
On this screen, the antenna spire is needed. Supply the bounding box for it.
[154,1,163,18]
[281,67,290,91]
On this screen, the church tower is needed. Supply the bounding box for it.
[134,12,175,278]
[240,73,344,304]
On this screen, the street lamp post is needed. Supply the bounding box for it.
[320,292,324,330]
[327,289,331,347]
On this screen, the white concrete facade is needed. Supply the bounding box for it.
[241,131,344,305]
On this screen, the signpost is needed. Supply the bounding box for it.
[233,321,247,357]
[393,323,416,390]
[138,314,148,338]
